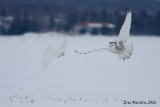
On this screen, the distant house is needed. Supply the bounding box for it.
[74,22,115,34]
[0,16,14,34]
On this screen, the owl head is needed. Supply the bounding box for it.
[109,42,116,49]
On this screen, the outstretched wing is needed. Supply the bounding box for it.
[42,43,60,69]
[60,36,68,50]
[41,37,68,69]
[74,48,108,55]
[58,36,68,57]
[117,11,132,45]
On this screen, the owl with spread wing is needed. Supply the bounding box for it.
[75,11,133,61]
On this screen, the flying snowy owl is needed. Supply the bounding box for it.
[42,37,67,69]
[74,11,133,60]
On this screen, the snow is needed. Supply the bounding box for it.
[0,32,160,107]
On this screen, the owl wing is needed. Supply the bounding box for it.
[42,43,60,69]
[117,11,132,45]
[60,36,68,50]
[41,37,68,69]
[74,48,108,54]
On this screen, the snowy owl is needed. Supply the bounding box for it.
[42,37,68,69]
[74,11,133,61]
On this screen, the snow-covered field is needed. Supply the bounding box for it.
[0,32,160,107]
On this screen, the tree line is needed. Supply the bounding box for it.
[0,8,160,36]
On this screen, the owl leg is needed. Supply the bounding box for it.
[124,51,130,59]
[124,44,133,58]
[123,45,133,59]
[118,53,126,61]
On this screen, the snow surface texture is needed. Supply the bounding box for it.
[0,32,160,107]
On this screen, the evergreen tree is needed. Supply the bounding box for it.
[79,28,87,34]
[90,28,99,35]
[101,10,108,22]
[100,26,109,35]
